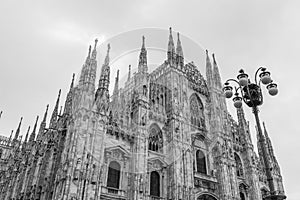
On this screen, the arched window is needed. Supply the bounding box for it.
[148,124,163,152]
[107,161,121,189]
[235,153,244,177]
[150,171,160,197]
[196,150,207,174]
[197,194,218,200]
[190,94,205,129]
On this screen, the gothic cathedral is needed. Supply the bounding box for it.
[0,28,286,200]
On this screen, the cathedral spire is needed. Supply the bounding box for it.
[237,106,252,144]
[95,44,111,113]
[8,130,13,145]
[127,65,131,82]
[78,39,98,93]
[49,89,61,129]
[97,43,110,92]
[29,115,39,143]
[79,45,92,85]
[113,70,120,97]
[167,27,176,65]
[91,38,98,59]
[263,122,275,158]
[176,32,184,67]
[64,74,75,115]
[212,53,222,89]
[13,117,23,141]
[205,50,213,87]
[22,126,30,151]
[37,104,49,141]
[138,36,148,73]
[24,126,30,143]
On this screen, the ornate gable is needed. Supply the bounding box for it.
[105,145,131,161]
[148,157,167,171]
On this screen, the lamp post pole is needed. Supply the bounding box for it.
[223,67,286,200]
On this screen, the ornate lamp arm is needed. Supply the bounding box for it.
[254,66,265,85]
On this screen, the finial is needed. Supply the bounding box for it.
[88,45,92,57]
[8,130,13,142]
[102,43,111,66]
[25,126,30,142]
[34,116,39,130]
[58,89,61,99]
[206,49,208,55]
[43,104,49,122]
[107,43,111,53]
[177,32,180,39]
[59,106,63,116]
[94,38,98,49]
[127,65,131,81]
[212,53,217,64]
[117,69,120,79]
[169,27,172,34]
[70,73,75,89]
[0,111,2,119]
[14,117,23,141]
[142,36,145,47]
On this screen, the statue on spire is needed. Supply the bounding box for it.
[13,117,23,146]
[29,116,39,143]
[206,50,213,87]
[212,53,222,89]
[138,36,147,73]
[176,32,184,68]
[167,27,176,65]
[95,43,111,114]
[49,90,61,129]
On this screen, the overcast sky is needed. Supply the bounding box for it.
[0,0,299,199]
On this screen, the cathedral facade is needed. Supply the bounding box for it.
[0,28,286,200]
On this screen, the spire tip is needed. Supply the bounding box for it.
[94,38,98,48]
[88,45,92,56]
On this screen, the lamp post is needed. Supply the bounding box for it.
[223,67,286,200]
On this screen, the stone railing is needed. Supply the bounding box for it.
[101,186,126,198]
[149,195,165,200]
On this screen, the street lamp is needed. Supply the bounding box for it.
[223,67,286,200]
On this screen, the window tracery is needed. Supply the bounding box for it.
[148,124,163,152]
[235,153,244,177]
[190,94,205,130]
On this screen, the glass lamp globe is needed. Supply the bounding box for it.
[223,85,233,98]
[233,96,243,108]
[259,71,272,85]
[267,83,278,96]
[237,73,249,87]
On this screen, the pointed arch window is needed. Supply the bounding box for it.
[107,161,121,189]
[235,153,244,177]
[148,124,163,152]
[190,94,205,129]
[150,171,160,197]
[196,150,207,174]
